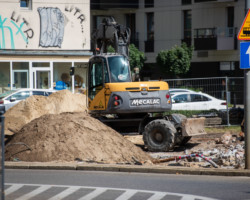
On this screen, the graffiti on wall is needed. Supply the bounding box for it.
[65,6,86,45]
[0,5,87,49]
[38,7,65,48]
[0,12,34,49]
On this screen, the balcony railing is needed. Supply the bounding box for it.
[194,27,237,51]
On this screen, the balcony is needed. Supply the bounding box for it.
[194,27,237,51]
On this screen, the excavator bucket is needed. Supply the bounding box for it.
[181,117,206,136]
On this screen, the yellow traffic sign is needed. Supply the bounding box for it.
[238,9,250,40]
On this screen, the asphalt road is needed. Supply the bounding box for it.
[4,169,250,200]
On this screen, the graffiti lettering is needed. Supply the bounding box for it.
[10,21,28,43]
[24,28,34,39]
[0,16,15,49]
[0,12,34,49]
[65,6,74,12]
[11,12,21,23]
[77,14,85,24]
[65,6,86,24]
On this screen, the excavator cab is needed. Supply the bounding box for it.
[88,54,132,112]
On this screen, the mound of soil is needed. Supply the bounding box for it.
[4,90,87,136]
[5,112,152,164]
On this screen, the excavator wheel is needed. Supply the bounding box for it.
[143,119,176,152]
[172,114,192,146]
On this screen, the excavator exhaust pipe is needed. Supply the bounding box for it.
[181,117,206,137]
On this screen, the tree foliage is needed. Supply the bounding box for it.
[156,43,193,76]
[128,44,146,71]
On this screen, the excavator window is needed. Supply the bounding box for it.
[88,59,107,100]
[108,56,131,83]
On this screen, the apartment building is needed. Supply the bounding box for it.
[91,0,245,79]
[0,0,91,94]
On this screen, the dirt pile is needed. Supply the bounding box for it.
[4,90,87,136]
[5,112,152,164]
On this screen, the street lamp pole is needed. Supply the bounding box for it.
[245,0,250,169]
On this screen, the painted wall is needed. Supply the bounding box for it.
[0,0,90,50]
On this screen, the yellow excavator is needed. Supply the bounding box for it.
[87,17,206,152]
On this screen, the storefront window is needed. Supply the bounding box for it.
[13,62,29,89]
[0,62,10,94]
[53,62,72,90]
[74,62,88,93]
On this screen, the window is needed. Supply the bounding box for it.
[108,56,130,82]
[227,7,234,28]
[0,62,10,93]
[20,0,31,9]
[190,94,210,102]
[183,10,192,39]
[146,13,154,41]
[7,91,30,101]
[182,0,192,5]
[89,59,105,100]
[145,0,154,8]
[172,94,188,103]
[145,12,154,52]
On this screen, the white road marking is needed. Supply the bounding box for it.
[48,186,81,200]
[77,188,107,200]
[115,190,137,200]
[147,192,167,200]
[5,183,218,200]
[15,185,51,200]
[5,184,23,195]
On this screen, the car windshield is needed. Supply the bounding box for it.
[0,90,18,99]
[108,56,131,82]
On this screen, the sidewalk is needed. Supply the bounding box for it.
[5,162,250,177]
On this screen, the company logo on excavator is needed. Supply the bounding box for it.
[131,99,160,106]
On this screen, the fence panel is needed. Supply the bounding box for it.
[163,77,244,126]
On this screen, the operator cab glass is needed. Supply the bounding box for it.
[108,56,131,83]
[88,55,131,100]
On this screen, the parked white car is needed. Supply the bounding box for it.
[169,88,195,95]
[0,89,56,111]
[171,92,227,111]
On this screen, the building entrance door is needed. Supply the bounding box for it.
[32,69,51,89]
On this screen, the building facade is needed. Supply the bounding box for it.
[91,0,245,79]
[0,0,91,94]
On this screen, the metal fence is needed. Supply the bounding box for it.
[163,77,244,126]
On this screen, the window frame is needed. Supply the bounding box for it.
[20,0,32,10]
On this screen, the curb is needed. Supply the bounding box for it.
[5,162,250,177]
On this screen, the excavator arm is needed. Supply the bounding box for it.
[92,17,131,57]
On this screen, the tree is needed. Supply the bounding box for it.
[156,43,193,77]
[107,44,146,71]
[128,44,146,71]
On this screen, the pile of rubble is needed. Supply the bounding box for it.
[149,131,245,169]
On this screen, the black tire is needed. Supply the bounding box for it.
[172,114,192,146]
[143,119,176,152]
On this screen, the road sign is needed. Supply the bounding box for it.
[240,42,250,69]
[238,9,250,40]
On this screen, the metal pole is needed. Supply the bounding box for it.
[0,113,5,200]
[245,0,250,169]
[226,77,230,126]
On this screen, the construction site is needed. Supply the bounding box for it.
[3,90,245,169]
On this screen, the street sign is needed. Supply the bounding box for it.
[240,42,250,69]
[238,9,250,40]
